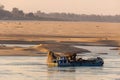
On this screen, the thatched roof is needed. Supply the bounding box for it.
[34,44,90,56]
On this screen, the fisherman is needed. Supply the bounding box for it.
[68,53,77,62]
[47,51,57,63]
[72,53,77,61]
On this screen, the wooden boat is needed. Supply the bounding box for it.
[47,51,104,67]
[34,44,104,67]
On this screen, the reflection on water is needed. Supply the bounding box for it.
[0,46,120,80]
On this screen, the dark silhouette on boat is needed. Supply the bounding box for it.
[39,44,104,67]
[47,51,104,67]
[33,44,104,67]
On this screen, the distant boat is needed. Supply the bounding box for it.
[47,51,104,67]
[37,44,104,67]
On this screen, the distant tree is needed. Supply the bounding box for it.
[12,8,19,13]
[0,4,4,10]
[35,10,46,17]
[11,7,25,19]
[18,10,24,17]
[1,5,120,22]
[25,12,34,17]
[0,10,12,19]
[12,7,20,18]
[25,12,36,19]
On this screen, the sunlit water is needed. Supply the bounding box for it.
[0,45,120,80]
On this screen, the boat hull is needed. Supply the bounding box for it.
[57,57,104,67]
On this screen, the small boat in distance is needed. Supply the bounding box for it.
[47,51,104,67]
[39,44,104,67]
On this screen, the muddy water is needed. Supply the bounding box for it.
[0,45,120,80]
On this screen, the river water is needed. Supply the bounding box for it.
[0,45,120,80]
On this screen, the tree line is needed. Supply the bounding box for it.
[0,5,120,22]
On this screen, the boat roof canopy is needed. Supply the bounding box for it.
[35,44,90,56]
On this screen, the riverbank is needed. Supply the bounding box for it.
[0,21,120,56]
[0,21,120,46]
[0,43,91,56]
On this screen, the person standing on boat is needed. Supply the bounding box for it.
[72,53,77,61]
[68,53,77,62]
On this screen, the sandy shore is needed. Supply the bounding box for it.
[0,49,46,56]
[0,21,120,56]
[0,21,120,42]
[0,43,90,56]
[0,44,46,56]
[0,21,120,46]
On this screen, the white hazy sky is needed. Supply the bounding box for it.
[0,0,120,15]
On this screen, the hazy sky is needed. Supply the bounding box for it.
[1,0,120,15]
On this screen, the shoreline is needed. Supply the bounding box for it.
[0,42,91,56]
[0,21,120,56]
[0,40,119,56]
[0,39,119,47]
